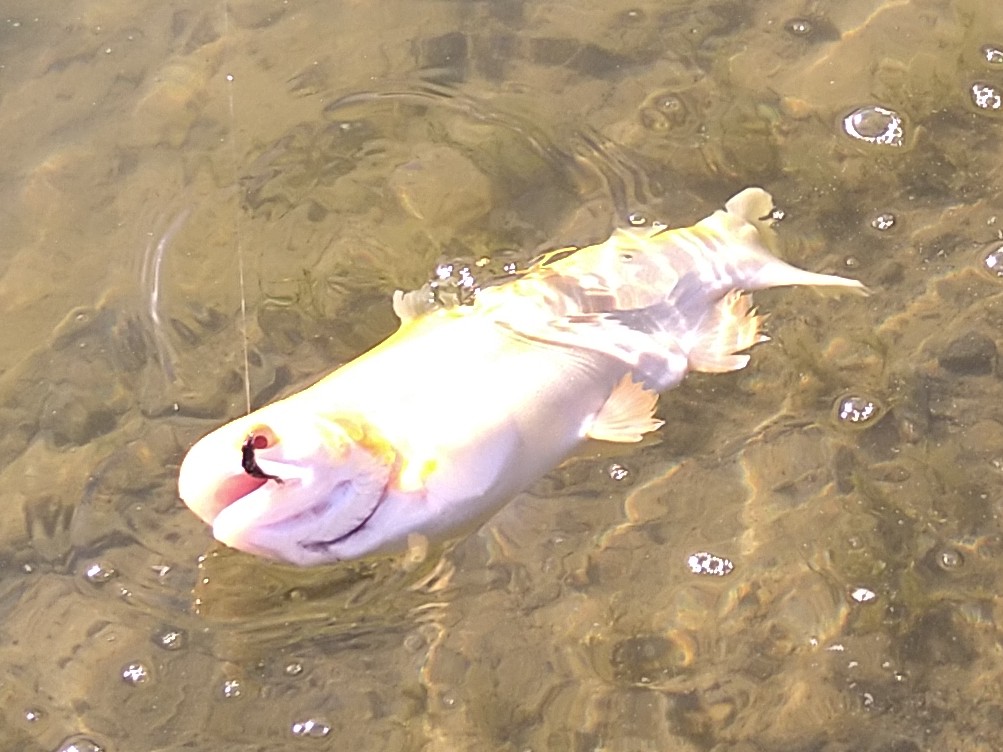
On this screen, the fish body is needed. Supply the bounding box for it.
[178,188,864,565]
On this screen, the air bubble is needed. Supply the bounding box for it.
[25,708,44,722]
[938,548,964,570]
[834,395,882,428]
[427,255,500,307]
[971,82,1002,111]
[785,18,812,36]
[221,679,243,699]
[83,562,116,584]
[849,587,876,603]
[652,94,685,115]
[627,212,646,226]
[56,737,104,752]
[842,106,904,147]
[285,662,304,676]
[983,244,1003,276]
[983,45,1003,65]
[153,626,187,651]
[639,91,690,132]
[291,719,331,738]
[871,213,896,231]
[607,463,630,481]
[686,551,734,576]
[121,662,151,685]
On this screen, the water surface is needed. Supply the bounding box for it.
[1,0,1002,750]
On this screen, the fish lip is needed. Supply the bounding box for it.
[178,458,270,527]
[216,459,298,515]
[212,474,270,516]
[207,477,292,529]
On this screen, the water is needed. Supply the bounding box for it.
[1,0,1002,750]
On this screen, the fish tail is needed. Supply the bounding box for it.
[706,187,869,295]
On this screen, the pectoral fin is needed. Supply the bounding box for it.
[687,290,766,374]
[586,373,664,443]
[392,287,436,324]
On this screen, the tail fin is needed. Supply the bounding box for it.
[724,186,779,252]
[716,187,868,295]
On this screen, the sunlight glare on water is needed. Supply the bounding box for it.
[983,44,1003,64]
[970,82,1002,112]
[56,738,104,752]
[870,212,896,231]
[983,244,1003,276]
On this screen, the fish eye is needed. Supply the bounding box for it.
[241,431,282,482]
[249,433,270,450]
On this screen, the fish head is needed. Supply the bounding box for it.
[178,406,398,566]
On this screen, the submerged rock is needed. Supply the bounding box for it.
[938,330,997,375]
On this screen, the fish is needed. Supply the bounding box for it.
[178,187,865,566]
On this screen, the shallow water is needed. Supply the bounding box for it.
[1,0,1002,750]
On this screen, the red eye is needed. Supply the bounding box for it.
[242,427,282,483]
[246,425,277,450]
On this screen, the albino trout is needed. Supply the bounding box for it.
[178,187,863,565]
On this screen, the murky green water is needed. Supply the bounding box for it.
[1,0,1002,750]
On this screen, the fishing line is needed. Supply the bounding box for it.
[222,2,252,416]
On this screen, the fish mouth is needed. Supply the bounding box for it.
[208,472,390,564]
[213,474,270,513]
[178,451,268,526]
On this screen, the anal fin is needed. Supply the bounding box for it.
[586,373,664,443]
[687,290,766,374]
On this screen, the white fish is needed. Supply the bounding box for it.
[178,187,864,565]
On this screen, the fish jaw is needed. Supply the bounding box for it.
[177,424,266,528]
[178,408,402,565]
[210,470,389,566]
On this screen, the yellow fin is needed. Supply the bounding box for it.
[586,373,664,443]
[688,290,766,374]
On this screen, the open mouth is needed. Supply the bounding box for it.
[214,473,269,512]
[209,472,391,560]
